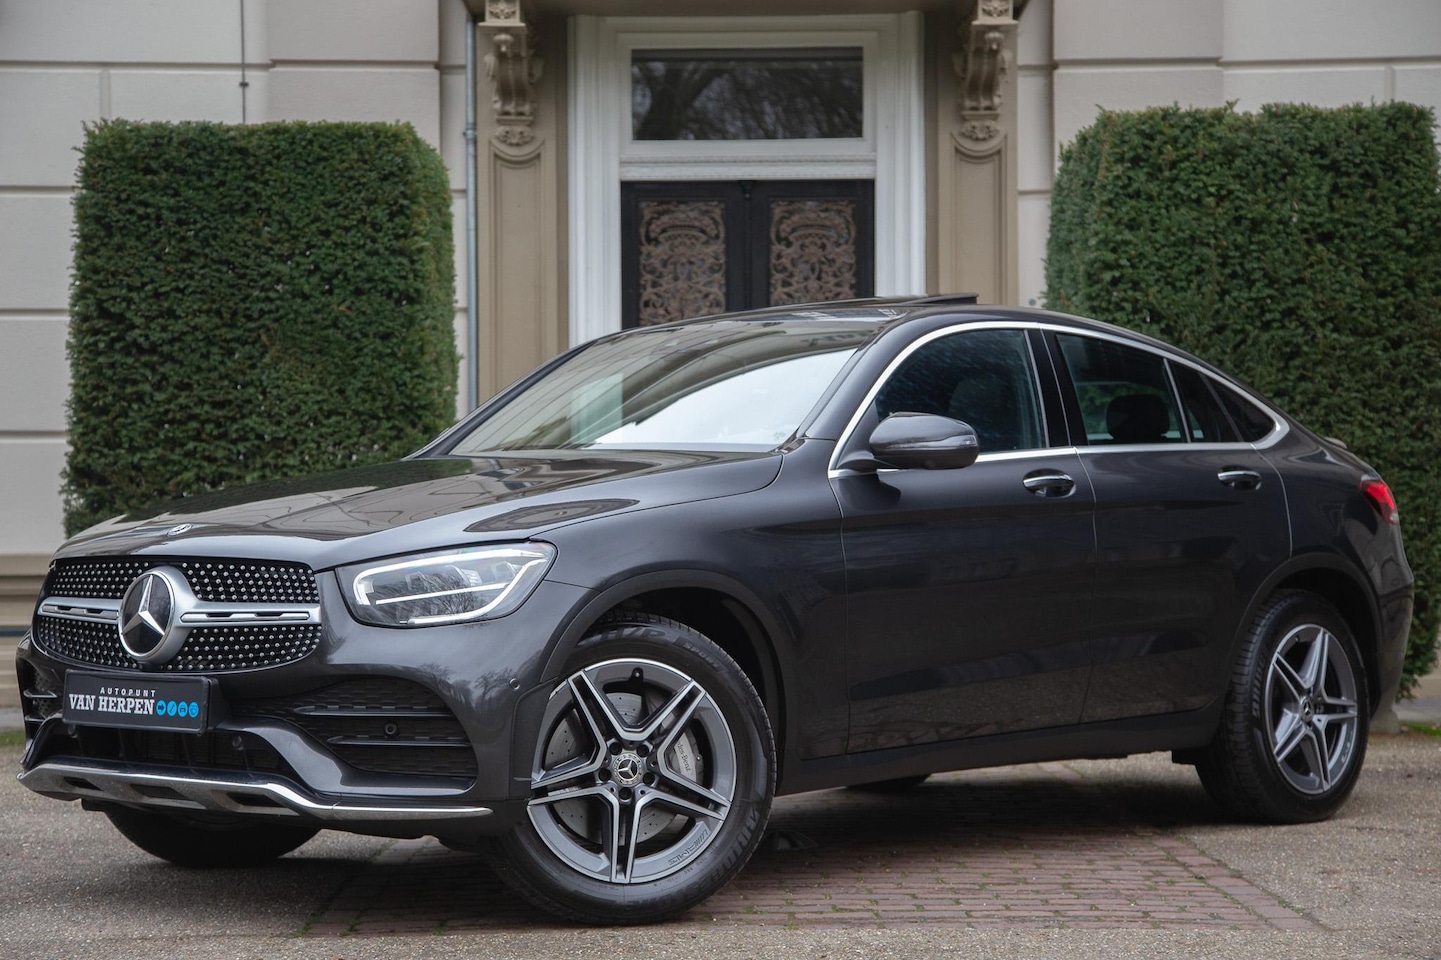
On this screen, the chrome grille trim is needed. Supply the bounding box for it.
[38,598,121,624]
[34,558,324,673]
[39,596,319,628]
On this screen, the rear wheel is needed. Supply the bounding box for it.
[491,615,774,924]
[1195,591,1369,823]
[105,807,318,867]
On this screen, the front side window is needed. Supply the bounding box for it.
[448,322,872,454]
[1057,334,1183,446]
[874,329,1045,453]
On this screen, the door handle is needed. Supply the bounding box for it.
[1217,468,1263,490]
[1022,471,1076,498]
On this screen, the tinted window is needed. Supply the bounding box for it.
[875,329,1045,453]
[1171,362,1239,443]
[1213,381,1277,442]
[1056,334,1183,445]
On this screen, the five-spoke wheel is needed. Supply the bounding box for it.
[1195,591,1370,823]
[528,657,737,884]
[491,614,774,924]
[1263,621,1361,796]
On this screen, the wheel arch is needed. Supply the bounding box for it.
[539,570,791,777]
[1241,556,1383,712]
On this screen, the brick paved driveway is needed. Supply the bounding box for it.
[9,734,1440,959]
[308,760,1313,935]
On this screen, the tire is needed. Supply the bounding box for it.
[847,774,931,793]
[105,807,318,867]
[1195,590,1369,824]
[491,614,775,925]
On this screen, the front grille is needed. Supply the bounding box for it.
[48,558,319,604]
[33,557,323,674]
[235,678,478,780]
[33,619,322,673]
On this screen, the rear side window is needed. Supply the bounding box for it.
[1170,363,1239,443]
[1056,334,1183,445]
[1212,381,1277,442]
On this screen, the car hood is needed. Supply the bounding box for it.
[55,451,783,569]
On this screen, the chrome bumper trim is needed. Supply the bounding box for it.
[18,760,492,822]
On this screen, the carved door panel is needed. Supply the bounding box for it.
[621,180,874,328]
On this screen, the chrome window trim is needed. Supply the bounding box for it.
[825,321,1051,474]
[1046,326,1288,450]
[825,320,1288,475]
[828,445,1082,480]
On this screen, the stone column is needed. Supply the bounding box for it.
[472,0,565,400]
[935,0,1020,304]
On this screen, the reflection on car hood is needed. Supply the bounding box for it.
[55,451,782,569]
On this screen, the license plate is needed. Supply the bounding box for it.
[62,672,212,734]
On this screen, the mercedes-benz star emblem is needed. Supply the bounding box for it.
[167,523,194,536]
[118,569,181,664]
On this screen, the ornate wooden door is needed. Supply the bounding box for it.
[621,180,874,328]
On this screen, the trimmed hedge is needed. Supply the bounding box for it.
[1045,102,1441,696]
[64,120,457,534]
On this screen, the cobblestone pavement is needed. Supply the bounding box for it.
[5,734,1439,959]
[310,761,1313,935]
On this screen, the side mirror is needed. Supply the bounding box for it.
[859,412,980,471]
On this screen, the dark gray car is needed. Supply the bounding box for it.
[16,298,1412,923]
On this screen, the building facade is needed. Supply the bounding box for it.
[2,0,1439,626]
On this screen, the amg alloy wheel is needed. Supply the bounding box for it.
[1195,591,1370,823]
[1262,620,1362,796]
[491,615,774,924]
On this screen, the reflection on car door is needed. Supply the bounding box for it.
[833,327,1097,753]
[1049,332,1290,721]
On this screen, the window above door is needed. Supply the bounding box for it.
[630,47,864,141]
[571,14,924,343]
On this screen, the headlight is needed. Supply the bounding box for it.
[341,543,555,627]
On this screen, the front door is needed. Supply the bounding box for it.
[835,327,1097,753]
[621,180,874,328]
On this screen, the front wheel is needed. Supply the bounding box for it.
[1195,591,1369,823]
[491,615,775,924]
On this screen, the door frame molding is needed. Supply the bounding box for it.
[569,13,925,345]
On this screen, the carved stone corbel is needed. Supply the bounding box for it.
[480,0,543,149]
[953,0,1017,146]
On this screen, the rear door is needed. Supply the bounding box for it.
[1047,331,1289,721]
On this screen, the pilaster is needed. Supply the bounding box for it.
[935,0,1020,304]
[471,1,566,400]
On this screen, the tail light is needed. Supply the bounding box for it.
[1361,478,1399,525]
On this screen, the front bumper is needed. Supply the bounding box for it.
[19,755,493,823]
[15,574,595,838]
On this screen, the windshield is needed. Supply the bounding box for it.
[447,319,877,454]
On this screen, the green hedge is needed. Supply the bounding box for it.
[64,120,457,534]
[1045,102,1441,696]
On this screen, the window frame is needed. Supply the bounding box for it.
[829,322,1062,474]
[1040,328,1286,451]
